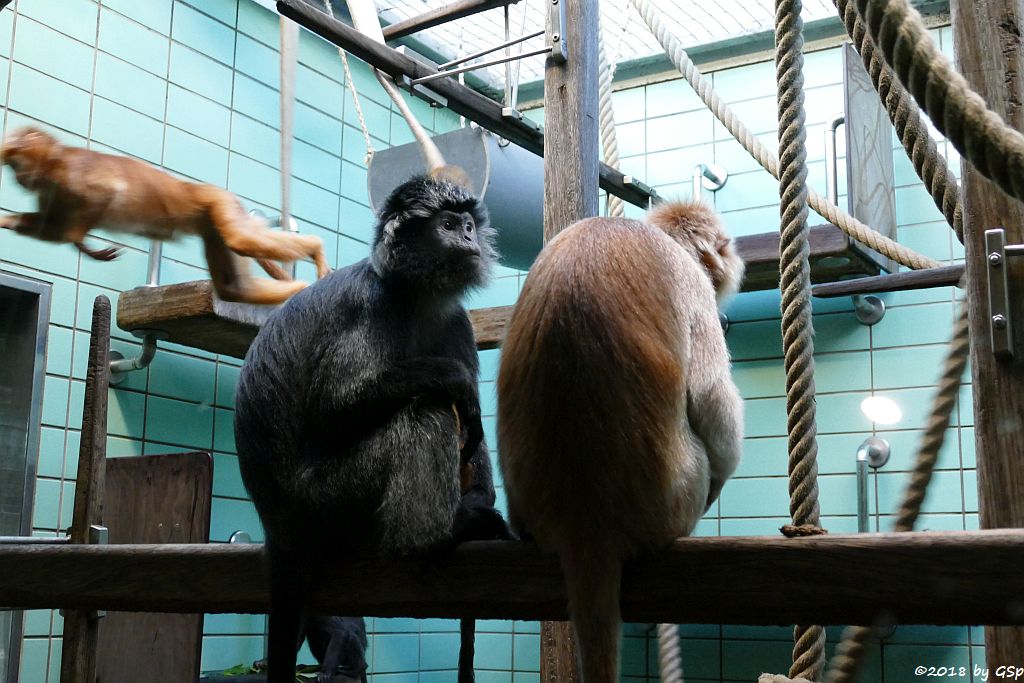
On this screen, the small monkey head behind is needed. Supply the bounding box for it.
[646,200,745,303]
[0,127,61,193]
[372,175,495,294]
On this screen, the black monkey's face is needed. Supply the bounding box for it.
[372,175,496,294]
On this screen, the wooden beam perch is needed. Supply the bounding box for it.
[4,531,1024,625]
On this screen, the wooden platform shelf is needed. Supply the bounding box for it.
[2,531,1024,624]
[117,224,882,358]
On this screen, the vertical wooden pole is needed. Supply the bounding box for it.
[540,0,599,678]
[949,0,1024,670]
[60,297,110,683]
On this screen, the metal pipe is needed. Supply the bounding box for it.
[414,45,553,85]
[437,28,545,69]
[504,4,512,107]
[0,536,70,544]
[856,437,891,532]
[508,0,530,111]
[109,332,160,385]
[146,240,162,287]
[825,114,845,206]
[691,163,729,200]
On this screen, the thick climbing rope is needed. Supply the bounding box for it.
[629,0,940,271]
[598,35,625,218]
[775,0,827,679]
[854,0,1024,205]
[833,0,963,242]
[824,293,971,683]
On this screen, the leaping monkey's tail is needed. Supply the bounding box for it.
[560,543,624,683]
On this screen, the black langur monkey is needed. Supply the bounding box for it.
[234,175,511,683]
[254,616,368,683]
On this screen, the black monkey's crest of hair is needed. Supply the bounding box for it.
[371,175,496,293]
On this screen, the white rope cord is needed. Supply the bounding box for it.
[324,0,375,165]
[629,0,940,271]
[340,49,376,166]
[657,623,685,683]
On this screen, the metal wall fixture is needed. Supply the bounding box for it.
[985,227,1024,360]
[692,163,728,200]
[856,436,891,533]
[825,114,885,326]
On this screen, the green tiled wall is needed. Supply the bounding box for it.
[3,0,977,680]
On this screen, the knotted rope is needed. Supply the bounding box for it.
[834,0,963,242]
[629,0,940,271]
[776,0,826,678]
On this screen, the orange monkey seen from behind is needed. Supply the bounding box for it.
[0,127,330,305]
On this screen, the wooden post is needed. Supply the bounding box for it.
[60,297,110,683]
[950,0,1024,670]
[539,0,599,677]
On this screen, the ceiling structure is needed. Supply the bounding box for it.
[373,0,841,89]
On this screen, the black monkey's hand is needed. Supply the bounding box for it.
[452,503,515,543]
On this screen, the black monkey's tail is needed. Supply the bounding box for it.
[266,548,310,683]
[459,618,477,683]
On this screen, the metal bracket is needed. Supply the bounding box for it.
[401,75,448,108]
[549,0,568,63]
[985,228,1024,360]
[622,176,658,207]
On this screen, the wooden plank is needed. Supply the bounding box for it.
[950,0,1024,671]
[382,0,520,41]
[811,264,964,298]
[3,532,1024,624]
[117,281,276,359]
[539,0,599,674]
[276,0,656,209]
[469,305,515,350]
[60,297,111,683]
[96,453,213,683]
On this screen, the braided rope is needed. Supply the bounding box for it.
[824,296,970,683]
[855,0,1024,205]
[834,0,963,242]
[629,0,940,271]
[598,35,625,218]
[776,0,826,678]
[657,623,684,683]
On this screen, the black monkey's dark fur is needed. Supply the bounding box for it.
[234,176,510,683]
[306,616,368,683]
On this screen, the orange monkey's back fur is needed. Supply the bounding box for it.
[497,202,744,683]
[0,127,329,304]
